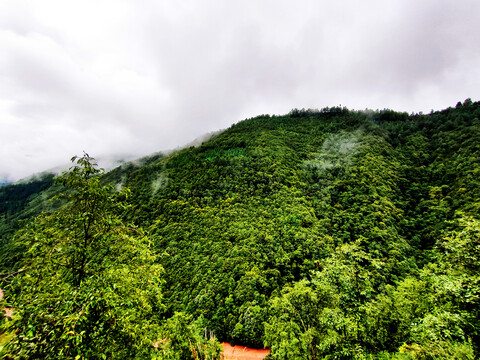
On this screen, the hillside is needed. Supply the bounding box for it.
[1,99,480,359]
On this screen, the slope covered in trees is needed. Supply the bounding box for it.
[1,99,480,359]
[0,174,58,272]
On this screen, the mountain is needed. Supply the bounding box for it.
[1,99,480,358]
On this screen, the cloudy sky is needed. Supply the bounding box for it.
[1,0,479,181]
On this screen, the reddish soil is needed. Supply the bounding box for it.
[221,342,270,360]
[0,289,14,318]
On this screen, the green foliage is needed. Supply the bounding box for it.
[264,280,342,359]
[0,173,57,272]
[154,312,222,360]
[1,100,480,358]
[2,154,163,359]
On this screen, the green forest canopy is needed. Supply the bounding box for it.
[1,99,480,359]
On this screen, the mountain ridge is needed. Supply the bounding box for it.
[1,99,480,358]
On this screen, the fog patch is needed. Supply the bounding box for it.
[152,172,168,194]
[177,129,224,150]
[303,130,363,173]
[96,154,142,172]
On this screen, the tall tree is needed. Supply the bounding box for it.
[2,154,163,359]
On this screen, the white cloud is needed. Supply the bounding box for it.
[1,0,480,181]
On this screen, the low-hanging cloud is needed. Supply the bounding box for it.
[1,0,479,181]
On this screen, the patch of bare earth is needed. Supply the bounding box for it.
[0,289,14,318]
[221,342,270,360]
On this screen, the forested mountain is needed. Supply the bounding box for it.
[1,99,480,359]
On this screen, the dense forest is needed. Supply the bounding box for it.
[1,99,480,359]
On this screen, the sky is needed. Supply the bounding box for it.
[1,0,479,182]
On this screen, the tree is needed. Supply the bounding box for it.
[264,280,342,360]
[2,154,163,359]
[155,312,222,360]
[439,216,480,353]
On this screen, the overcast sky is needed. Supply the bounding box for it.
[1,0,479,181]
